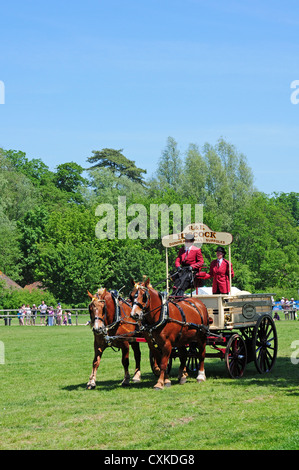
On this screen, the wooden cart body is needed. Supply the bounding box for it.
[195,292,273,331]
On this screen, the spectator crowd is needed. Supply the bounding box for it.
[16,302,72,326]
[273,297,299,321]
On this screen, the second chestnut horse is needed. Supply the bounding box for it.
[130,278,209,390]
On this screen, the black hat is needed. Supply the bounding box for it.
[215,246,226,254]
[184,233,195,241]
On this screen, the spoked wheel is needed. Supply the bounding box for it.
[149,350,172,377]
[253,314,278,374]
[185,343,201,377]
[225,334,247,379]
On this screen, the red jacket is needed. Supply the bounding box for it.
[209,258,234,294]
[175,246,204,271]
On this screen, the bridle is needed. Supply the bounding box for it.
[90,296,107,330]
[131,284,150,314]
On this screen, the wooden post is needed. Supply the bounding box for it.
[166,248,169,294]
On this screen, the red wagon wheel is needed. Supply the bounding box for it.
[252,314,278,374]
[225,334,247,379]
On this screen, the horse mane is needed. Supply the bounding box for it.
[97,287,106,297]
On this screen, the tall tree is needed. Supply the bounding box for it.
[156,137,182,191]
[182,143,207,202]
[2,149,52,185]
[54,162,88,203]
[87,148,147,186]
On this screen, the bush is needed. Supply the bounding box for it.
[0,286,57,310]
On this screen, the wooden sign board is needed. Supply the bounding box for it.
[162,223,233,248]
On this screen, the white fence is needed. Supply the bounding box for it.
[0,308,90,326]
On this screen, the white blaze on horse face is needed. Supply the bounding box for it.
[131,303,142,319]
[93,316,102,331]
[92,306,105,332]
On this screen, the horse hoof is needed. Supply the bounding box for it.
[196,371,206,384]
[154,382,164,390]
[86,383,96,390]
[164,379,172,387]
[121,380,130,387]
[132,371,141,383]
[179,376,187,385]
[196,375,206,384]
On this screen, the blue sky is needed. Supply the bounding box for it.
[0,0,299,194]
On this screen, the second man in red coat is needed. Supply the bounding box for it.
[209,246,234,294]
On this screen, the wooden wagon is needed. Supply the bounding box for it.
[157,223,278,379]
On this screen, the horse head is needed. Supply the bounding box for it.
[87,288,108,334]
[130,278,153,320]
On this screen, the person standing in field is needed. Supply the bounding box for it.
[39,300,47,325]
[209,246,234,295]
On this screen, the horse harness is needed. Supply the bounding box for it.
[91,291,132,337]
[132,286,209,337]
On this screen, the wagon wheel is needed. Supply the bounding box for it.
[252,314,278,374]
[149,350,172,377]
[225,334,247,379]
[185,343,201,377]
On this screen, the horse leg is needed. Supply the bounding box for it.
[196,338,207,384]
[177,347,188,385]
[120,342,131,386]
[87,341,104,389]
[131,342,141,383]
[154,342,172,390]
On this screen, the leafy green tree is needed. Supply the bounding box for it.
[0,208,22,281]
[2,149,53,185]
[272,192,299,225]
[0,164,38,222]
[181,143,207,202]
[108,240,166,295]
[88,167,147,206]
[232,193,299,293]
[87,148,147,186]
[0,286,57,310]
[54,162,88,203]
[156,137,182,191]
[36,240,114,304]
[18,206,49,285]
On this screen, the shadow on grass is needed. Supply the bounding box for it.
[61,371,159,392]
[62,355,299,394]
[205,356,299,395]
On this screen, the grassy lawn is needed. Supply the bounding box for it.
[0,320,298,450]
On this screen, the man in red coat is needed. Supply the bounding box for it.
[209,246,234,294]
[172,233,204,295]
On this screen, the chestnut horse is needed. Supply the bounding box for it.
[130,278,209,390]
[87,288,141,388]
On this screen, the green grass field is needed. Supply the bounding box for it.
[0,320,298,450]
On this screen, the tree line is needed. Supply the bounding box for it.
[0,137,298,307]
